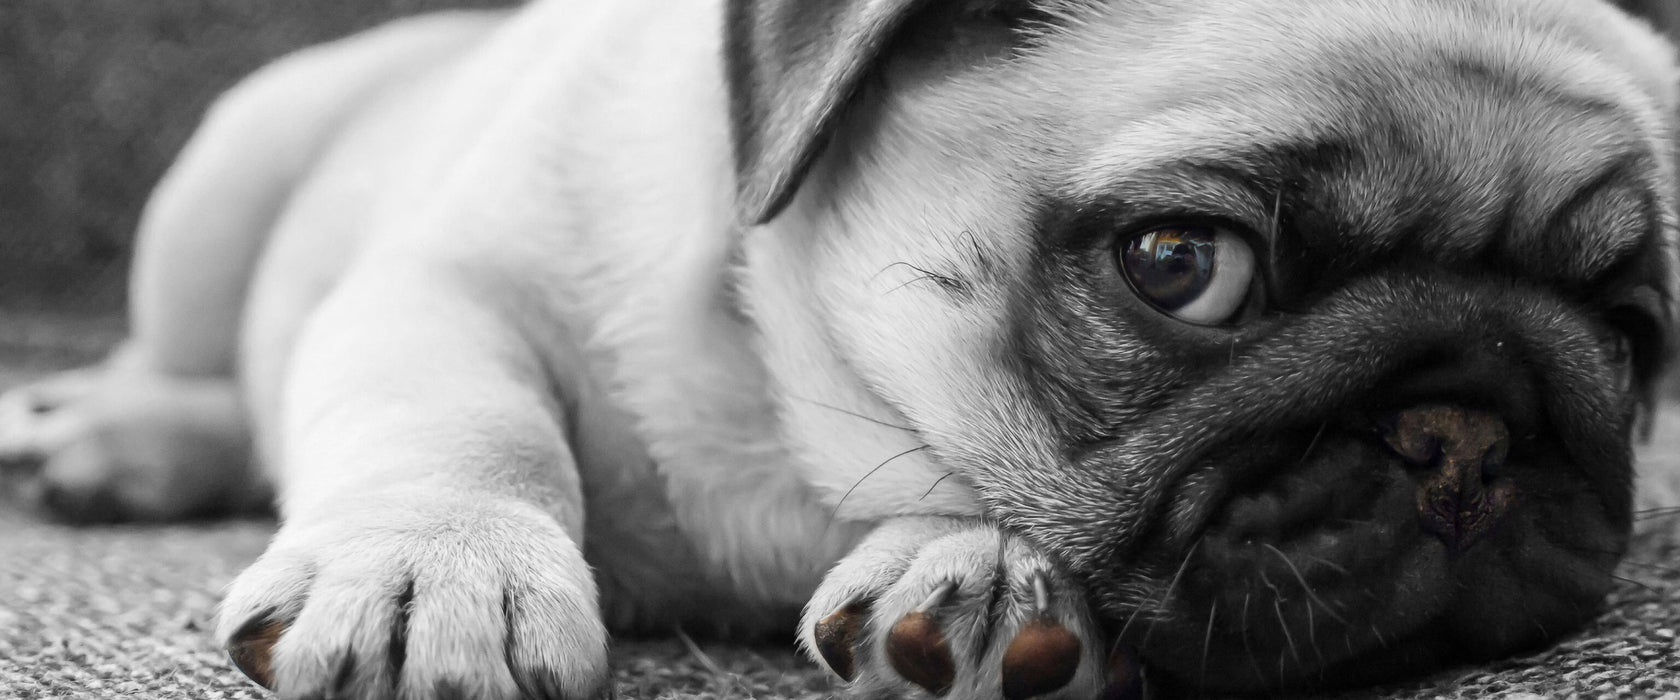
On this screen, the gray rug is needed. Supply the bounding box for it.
[1,316,1677,699]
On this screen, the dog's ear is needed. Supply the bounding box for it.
[725,0,935,225]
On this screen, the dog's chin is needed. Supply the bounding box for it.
[1098,424,1629,693]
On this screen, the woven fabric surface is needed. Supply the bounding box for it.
[1,317,1678,699]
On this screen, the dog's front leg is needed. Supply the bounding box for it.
[217,261,609,699]
[802,517,1140,700]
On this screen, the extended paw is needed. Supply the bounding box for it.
[0,368,252,522]
[802,518,1146,699]
[217,493,611,699]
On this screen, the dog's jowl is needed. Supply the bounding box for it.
[1,0,1677,697]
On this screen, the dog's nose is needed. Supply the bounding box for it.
[1376,405,1516,552]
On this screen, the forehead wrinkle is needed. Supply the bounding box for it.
[1543,155,1659,282]
[1375,61,1661,282]
[1047,0,1674,190]
[1066,102,1341,204]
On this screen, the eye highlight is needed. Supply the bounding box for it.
[1116,224,1256,325]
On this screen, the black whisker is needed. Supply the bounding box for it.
[825,445,933,537]
[1260,571,1302,669]
[959,230,994,278]
[1200,603,1218,689]
[1296,422,1329,467]
[1634,506,1680,521]
[1270,185,1285,239]
[1632,505,1680,515]
[1261,548,1328,671]
[1611,573,1658,594]
[878,261,963,295]
[1616,559,1680,575]
[1241,593,1265,683]
[1159,539,1202,611]
[1290,551,1352,577]
[918,472,956,501]
[1117,601,1150,643]
[1262,544,1350,627]
[786,395,915,432]
[1143,540,1202,648]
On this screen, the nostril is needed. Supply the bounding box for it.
[1374,409,1445,469]
[1481,439,1511,479]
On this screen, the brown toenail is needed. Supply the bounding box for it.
[1099,644,1146,700]
[228,615,287,689]
[814,602,868,682]
[887,610,956,695]
[1001,615,1082,700]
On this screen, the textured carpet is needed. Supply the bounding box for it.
[1,316,1678,699]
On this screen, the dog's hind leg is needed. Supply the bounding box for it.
[0,14,502,521]
[0,67,317,520]
[0,71,315,521]
[0,359,254,522]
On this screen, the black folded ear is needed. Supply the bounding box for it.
[725,0,933,225]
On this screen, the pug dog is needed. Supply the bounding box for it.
[2,0,1677,697]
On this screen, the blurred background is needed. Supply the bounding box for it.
[0,0,1674,317]
[0,0,513,317]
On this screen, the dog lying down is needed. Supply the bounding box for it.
[2,0,1679,697]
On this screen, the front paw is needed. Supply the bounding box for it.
[217,492,610,699]
[801,518,1144,699]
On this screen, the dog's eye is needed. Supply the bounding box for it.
[1117,224,1255,324]
[1599,328,1636,394]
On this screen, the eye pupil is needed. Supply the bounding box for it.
[1122,227,1219,311]
[1114,222,1257,325]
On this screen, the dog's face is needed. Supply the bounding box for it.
[731,0,1679,691]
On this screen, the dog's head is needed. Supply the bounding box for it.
[729,0,1679,691]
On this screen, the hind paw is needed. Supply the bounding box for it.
[0,369,253,522]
